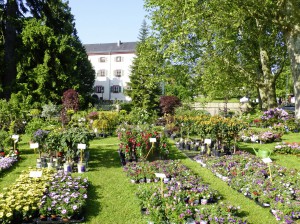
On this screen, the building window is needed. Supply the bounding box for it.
[97,69,106,77]
[111,85,121,93]
[95,85,104,93]
[99,57,106,62]
[114,69,123,77]
[115,56,122,62]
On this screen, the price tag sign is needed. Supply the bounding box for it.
[29,171,43,178]
[30,143,39,149]
[204,139,212,144]
[78,144,86,150]
[149,138,157,143]
[262,158,272,164]
[12,134,19,140]
[155,173,166,178]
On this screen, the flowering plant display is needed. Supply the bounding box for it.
[39,170,88,220]
[0,157,18,173]
[261,108,289,127]
[194,152,300,223]
[258,130,282,143]
[117,125,169,161]
[239,129,282,143]
[132,159,246,223]
[0,168,55,223]
[274,142,300,155]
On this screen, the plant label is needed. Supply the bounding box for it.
[30,143,39,149]
[29,171,42,178]
[204,139,211,144]
[149,138,156,143]
[12,134,19,140]
[262,158,272,163]
[78,144,86,149]
[155,173,166,178]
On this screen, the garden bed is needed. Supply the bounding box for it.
[193,152,300,223]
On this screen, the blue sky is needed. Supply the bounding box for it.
[68,1,147,44]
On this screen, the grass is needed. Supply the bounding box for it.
[0,132,299,224]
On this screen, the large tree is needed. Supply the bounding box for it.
[0,0,95,106]
[126,20,162,112]
[144,0,289,110]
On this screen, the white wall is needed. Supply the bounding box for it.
[88,52,135,102]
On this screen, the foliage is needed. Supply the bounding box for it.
[126,107,157,125]
[159,95,181,115]
[62,89,79,112]
[25,117,48,136]
[0,168,55,223]
[126,28,162,112]
[41,102,59,120]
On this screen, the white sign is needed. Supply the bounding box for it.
[78,144,86,150]
[149,138,157,143]
[155,173,166,178]
[29,171,43,178]
[12,134,19,140]
[30,143,39,149]
[262,158,272,164]
[204,139,212,144]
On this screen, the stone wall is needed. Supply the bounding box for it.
[191,102,250,115]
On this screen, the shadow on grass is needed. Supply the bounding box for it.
[88,145,122,169]
[85,184,102,221]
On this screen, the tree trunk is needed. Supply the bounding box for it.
[286,24,300,119]
[256,19,278,110]
[258,80,277,110]
[3,0,18,100]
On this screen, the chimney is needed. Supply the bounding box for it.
[117,40,122,46]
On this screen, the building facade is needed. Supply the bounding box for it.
[84,41,136,102]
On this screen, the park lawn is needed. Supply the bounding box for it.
[0,132,299,223]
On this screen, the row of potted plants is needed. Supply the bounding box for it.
[274,142,300,155]
[0,168,89,223]
[0,168,56,223]
[193,152,300,223]
[117,125,170,162]
[38,170,88,222]
[124,160,247,223]
[239,129,283,143]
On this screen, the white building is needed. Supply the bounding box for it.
[84,41,136,102]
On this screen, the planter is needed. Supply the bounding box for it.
[64,163,72,173]
[201,198,208,205]
[47,162,54,169]
[77,163,86,173]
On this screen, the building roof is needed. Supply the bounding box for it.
[84,41,137,54]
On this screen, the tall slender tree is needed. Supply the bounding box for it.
[126,20,162,112]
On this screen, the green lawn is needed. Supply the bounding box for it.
[0,132,299,223]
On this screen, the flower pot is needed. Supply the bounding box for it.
[64,163,72,173]
[51,214,57,221]
[77,163,86,173]
[39,215,47,221]
[47,162,53,169]
[201,198,208,205]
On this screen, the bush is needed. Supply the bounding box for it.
[159,96,181,115]
[25,117,47,136]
